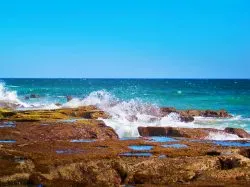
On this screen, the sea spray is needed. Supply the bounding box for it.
[61,90,249,138]
[0,83,29,108]
[0,81,250,139]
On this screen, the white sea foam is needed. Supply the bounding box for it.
[61,90,250,138]
[0,83,60,110]
[0,85,249,140]
[205,132,242,140]
[0,83,29,108]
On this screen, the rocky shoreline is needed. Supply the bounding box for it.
[0,106,250,186]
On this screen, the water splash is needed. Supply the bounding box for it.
[0,83,29,108]
[0,84,249,140]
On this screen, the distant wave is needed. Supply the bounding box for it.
[8,85,20,88]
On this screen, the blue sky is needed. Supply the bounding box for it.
[0,0,249,78]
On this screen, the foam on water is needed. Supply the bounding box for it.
[0,83,250,140]
[62,90,250,139]
[0,83,60,110]
[0,83,29,108]
[205,132,243,140]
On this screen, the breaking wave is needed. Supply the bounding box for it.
[205,132,243,140]
[62,90,250,138]
[0,83,249,139]
[0,83,29,108]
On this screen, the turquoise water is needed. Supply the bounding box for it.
[147,136,178,143]
[1,79,250,137]
[128,145,153,151]
[1,79,250,115]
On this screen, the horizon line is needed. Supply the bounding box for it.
[1,77,250,80]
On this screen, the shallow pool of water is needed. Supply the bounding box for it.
[56,149,83,154]
[119,152,152,157]
[0,140,16,143]
[147,136,178,143]
[128,145,153,151]
[158,155,167,159]
[162,144,188,148]
[70,139,96,143]
[0,121,16,128]
[213,141,250,147]
[120,137,139,141]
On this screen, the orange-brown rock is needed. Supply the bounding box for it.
[160,107,177,116]
[225,127,250,138]
[0,120,118,142]
[138,126,216,139]
[0,138,250,186]
[182,109,232,118]
[0,107,249,186]
[0,106,110,122]
[138,126,250,139]
[160,107,232,123]
[178,111,195,122]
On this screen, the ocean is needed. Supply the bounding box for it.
[0,78,250,138]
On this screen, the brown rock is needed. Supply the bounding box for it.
[224,127,250,138]
[1,123,250,186]
[138,126,250,139]
[185,109,203,116]
[239,148,250,158]
[179,112,195,122]
[138,126,215,139]
[160,108,232,123]
[202,110,232,118]
[160,107,177,116]
[0,120,118,142]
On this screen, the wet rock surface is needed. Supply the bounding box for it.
[160,108,232,122]
[0,107,249,186]
[225,127,250,138]
[0,107,117,142]
[138,126,250,139]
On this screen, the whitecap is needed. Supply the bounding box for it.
[205,132,243,141]
[0,83,29,108]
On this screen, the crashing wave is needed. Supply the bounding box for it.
[205,132,243,140]
[61,90,250,138]
[0,84,249,139]
[0,83,29,108]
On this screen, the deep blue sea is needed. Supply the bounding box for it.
[1,79,250,138]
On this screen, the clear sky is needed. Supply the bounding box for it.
[0,0,249,78]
